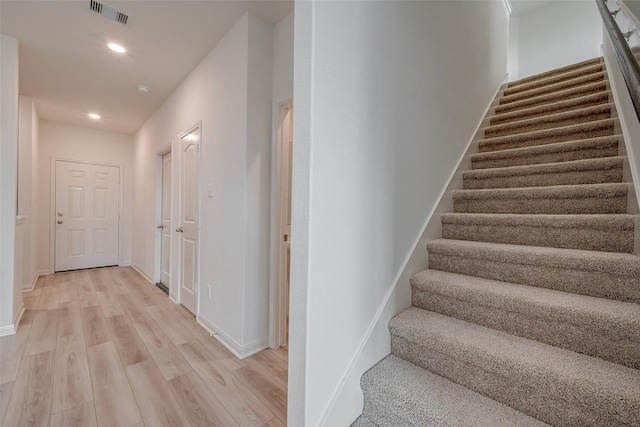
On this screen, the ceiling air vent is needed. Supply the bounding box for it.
[88,0,130,25]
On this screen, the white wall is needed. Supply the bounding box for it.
[273,11,294,104]
[508,16,520,80]
[18,96,41,290]
[0,34,20,335]
[515,0,602,79]
[290,1,509,425]
[36,121,134,273]
[133,12,274,357]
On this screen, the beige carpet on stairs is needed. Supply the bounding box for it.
[353,57,640,427]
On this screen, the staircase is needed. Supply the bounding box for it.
[353,58,640,427]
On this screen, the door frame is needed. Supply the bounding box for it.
[176,122,202,315]
[49,157,124,274]
[153,143,173,293]
[269,100,293,348]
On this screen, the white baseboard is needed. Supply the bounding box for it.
[0,302,26,337]
[23,272,42,292]
[13,303,25,329]
[131,264,154,284]
[197,315,268,360]
[0,324,16,337]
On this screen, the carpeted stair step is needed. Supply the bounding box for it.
[490,91,611,126]
[500,71,606,105]
[453,182,629,215]
[426,239,640,302]
[471,136,621,170]
[389,308,640,427]
[358,355,549,427]
[440,213,634,252]
[478,118,615,153]
[462,157,624,189]
[410,269,640,368]
[484,103,613,139]
[495,80,608,115]
[503,63,604,97]
[508,57,602,88]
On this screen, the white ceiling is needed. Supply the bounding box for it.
[0,0,293,135]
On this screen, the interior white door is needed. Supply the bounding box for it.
[55,161,119,272]
[179,129,199,314]
[160,152,172,287]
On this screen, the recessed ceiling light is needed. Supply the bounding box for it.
[88,113,101,119]
[137,84,150,94]
[107,43,126,53]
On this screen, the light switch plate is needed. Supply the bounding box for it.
[207,183,214,198]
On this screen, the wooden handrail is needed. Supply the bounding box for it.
[596,0,640,120]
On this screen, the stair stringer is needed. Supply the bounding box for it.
[602,32,640,254]
[318,76,509,427]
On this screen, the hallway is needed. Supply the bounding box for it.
[0,267,287,427]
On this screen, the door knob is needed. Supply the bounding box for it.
[57,220,63,224]
[176,227,183,233]
[57,212,63,217]
[157,225,164,229]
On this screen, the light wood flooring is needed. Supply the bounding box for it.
[0,266,288,427]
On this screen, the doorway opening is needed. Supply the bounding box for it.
[270,102,293,349]
[155,148,172,296]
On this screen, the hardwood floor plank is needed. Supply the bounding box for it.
[50,400,97,427]
[37,286,60,310]
[0,324,31,384]
[273,346,288,363]
[23,295,40,311]
[105,268,132,296]
[105,315,150,367]
[117,295,149,324]
[168,371,240,427]
[126,359,192,427]
[262,416,286,427]
[58,281,79,304]
[126,281,156,307]
[96,291,125,318]
[77,274,100,307]
[178,340,274,426]
[25,309,59,356]
[19,309,38,327]
[179,319,247,371]
[146,305,195,346]
[87,342,141,427]
[2,350,54,427]
[0,381,13,422]
[172,303,196,320]
[51,335,93,414]
[133,320,191,381]
[90,270,111,293]
[247,350,288,380]
[81,306,110,348]
[57,303,84,339]
[232,362,287,422]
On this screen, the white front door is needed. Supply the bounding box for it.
[160,152,172,287]
[55,161,119,272]
[178,128,199,314]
